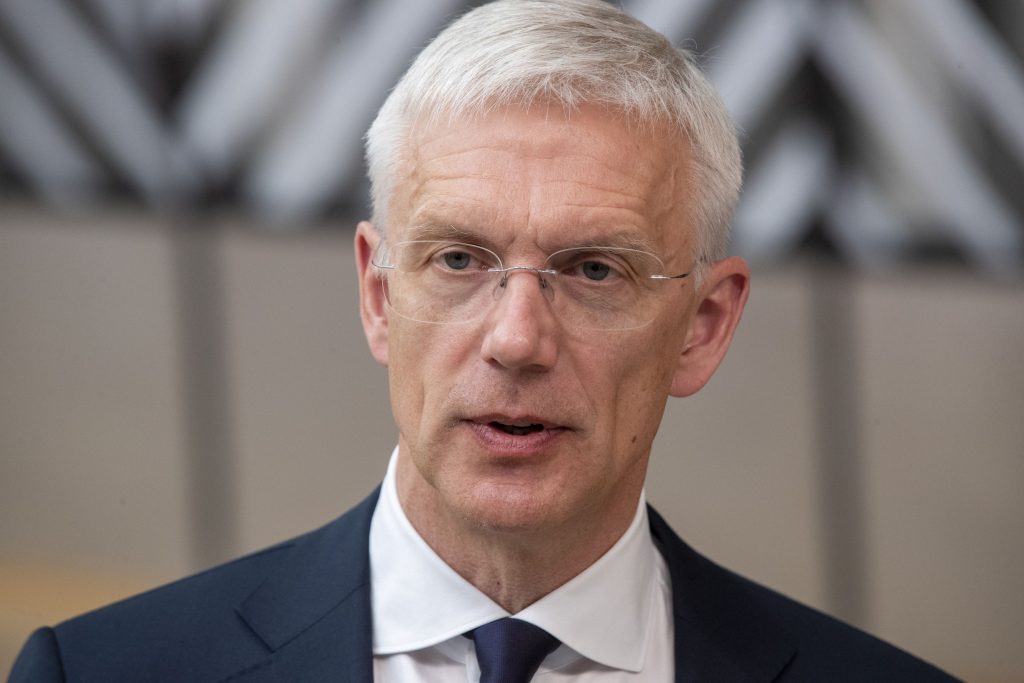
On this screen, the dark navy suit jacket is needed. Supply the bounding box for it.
[9,489,959,682]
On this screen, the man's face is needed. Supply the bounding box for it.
[363,104,704,537]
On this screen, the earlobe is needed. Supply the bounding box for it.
[669,256,750,397]
[355,221,390,366]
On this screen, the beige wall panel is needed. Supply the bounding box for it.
[0,208,190,577]
[220,223,393,553]
[857,271,1024,683]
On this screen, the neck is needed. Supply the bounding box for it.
[395,452,642,613]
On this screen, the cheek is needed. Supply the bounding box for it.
[601,329,681,429]
[386,322,469,423]
[608,326,679,387]
[385,322,431,432]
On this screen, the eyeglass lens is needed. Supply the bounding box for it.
[378,241,676,331]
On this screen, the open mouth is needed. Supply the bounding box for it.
[490,421,545,436]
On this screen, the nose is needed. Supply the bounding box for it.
[479,269,559,371]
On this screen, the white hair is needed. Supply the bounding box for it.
[365,0,741,264]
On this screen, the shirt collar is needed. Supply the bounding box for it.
[369,447,662,672]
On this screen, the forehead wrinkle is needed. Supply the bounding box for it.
[542,153,652,185]
[538,176,649,204]
[534,149,676,216]
[410,176,503,208]
[418,135,530,170]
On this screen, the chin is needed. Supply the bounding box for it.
[455,481,571,535]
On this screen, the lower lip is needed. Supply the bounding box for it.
[465,421,565,455]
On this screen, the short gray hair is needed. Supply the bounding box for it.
[364,0,741,263]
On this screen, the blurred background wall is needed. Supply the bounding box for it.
[1,0,1022,680]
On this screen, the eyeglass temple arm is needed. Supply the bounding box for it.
[370,244,394,269]
[488,266,690,281]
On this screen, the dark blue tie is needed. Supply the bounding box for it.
[468,618,560,683]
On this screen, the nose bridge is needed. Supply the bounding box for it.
[495,264,553,290]
[491,265,557,316]
[480,264,559,369]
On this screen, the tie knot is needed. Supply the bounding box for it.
[468,618,560,683]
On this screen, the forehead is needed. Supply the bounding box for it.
[392,104,694,255]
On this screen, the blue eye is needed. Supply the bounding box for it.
[442,251,472,270]
[580,261,611,281]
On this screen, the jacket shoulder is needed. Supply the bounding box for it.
[647,506,961,682]
[733,568,960,681]
[45,536,297,682]
[10,490,379,683]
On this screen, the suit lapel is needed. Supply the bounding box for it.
[232,489,381,683]
[648,506,797,683]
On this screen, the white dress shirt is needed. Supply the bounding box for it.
[370,448,674,681]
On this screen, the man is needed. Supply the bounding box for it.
[10,1,958,681]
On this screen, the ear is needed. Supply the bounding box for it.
[355,221,389,366]
[669,256,750,397]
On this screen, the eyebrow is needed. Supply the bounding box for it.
[578,231,660,253]
[404,221,496,248]
[403,219,661,254]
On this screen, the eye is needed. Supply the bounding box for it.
[428,243,495,272]
[442,250,472,270]
[558,251,626,283]
[580,260,612,281]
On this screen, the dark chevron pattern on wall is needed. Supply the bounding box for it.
[0,0,1021,272]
